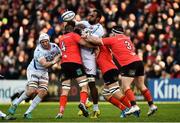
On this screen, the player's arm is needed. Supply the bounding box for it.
[81,28,103,45]
[78,38,97,48]
[73,32,97,48]
[38,56,60,68]
[84,35,103,45]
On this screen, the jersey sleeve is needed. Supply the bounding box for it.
[34,48,44,62]
[73,33,81,43]
[91,24,104,38]
[54,43,62,56]
[102,37,113,46]
[75,20,90,27]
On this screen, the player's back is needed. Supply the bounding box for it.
[96,46,117,74]
[102,34,141,67]
[59,32,82,64]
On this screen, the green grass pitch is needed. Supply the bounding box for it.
[0,102,180,122]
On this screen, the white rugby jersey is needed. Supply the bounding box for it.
[76,20,104,38]
[28,43,61,71]
[77,20,104,52]
[76,20,105,75]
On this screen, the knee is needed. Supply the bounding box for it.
[38,89,48,98]
[137,84,147,91]
[121,85,131,92]
[26,88,37,96]
[102,88,112,101]
[103,95,111,101]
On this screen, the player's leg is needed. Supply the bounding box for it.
[134,61,157,116]
[8,84,37,115]
[119,62,141,116]
[76,76,89,117]
[134,76,157,116]
[81,50,100,116]
[103,85,127,110]
[102,69,134,118]
[87,75,100,117]
[24,81,48,119]
[121,76,140,116]
[0,110,6,119]
[102,86,129,118]
[56,79,71,119]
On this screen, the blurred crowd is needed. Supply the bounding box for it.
[0,0,180,80]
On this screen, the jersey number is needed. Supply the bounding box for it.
[61,41,66,51]
[124,40,132,50]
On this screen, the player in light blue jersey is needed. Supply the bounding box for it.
[76,9,104,118]
[8,33,61,119]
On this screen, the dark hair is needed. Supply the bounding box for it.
[74,24,86,35]
[93,9,102,20]
[64,21,75,33]
[111,26,124,34]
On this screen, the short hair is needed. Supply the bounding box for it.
[64,21,75,33]
[74,24,86,35]
[111,26,124,34]
[93,9,102,19]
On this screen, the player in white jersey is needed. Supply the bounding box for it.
[76,9,104,118]
[8,33,61,119]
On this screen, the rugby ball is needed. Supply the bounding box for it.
[61,11,75,22]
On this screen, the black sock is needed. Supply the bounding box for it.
[88,82,99,104]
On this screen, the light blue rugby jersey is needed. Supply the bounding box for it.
[76,20,104,37]
[76,20,104,52]
[28,43,61,71]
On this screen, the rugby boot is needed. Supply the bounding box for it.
[147,105,158,116]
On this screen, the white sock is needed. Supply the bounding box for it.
[25,95,42,114]
[93,104,99,111]
[13,92,28,106]
[0,110,6,117]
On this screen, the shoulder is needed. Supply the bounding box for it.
[50,43,58,48]
[77,20,90,27]
[102,37,114,42]
[34,45,42,53]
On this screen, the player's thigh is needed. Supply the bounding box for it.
[120,61,145,90]
[81,51,96,75]
[61,62,86,79]
[26,69,39,95]
[103,69,119,86]
[121,76,134,91]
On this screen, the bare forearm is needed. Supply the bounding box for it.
[40,54,61,68]
[42,61,55,68]
[86,35,102,45]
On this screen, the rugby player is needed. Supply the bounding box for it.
[8,33,61,119]
[56,21,96,118]
[96,45,132,118]
[83,25,158,116]
[75,9,104,118]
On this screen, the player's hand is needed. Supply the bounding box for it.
[53,54,61,63]
[81,28,91,38]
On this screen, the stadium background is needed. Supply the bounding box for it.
[0,0,180,103]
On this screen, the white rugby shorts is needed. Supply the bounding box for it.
[81,47,96,75]
[27,67,49,84]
